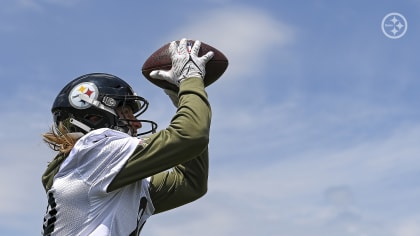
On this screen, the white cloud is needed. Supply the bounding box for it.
[142,68,420,235]
[2,0,58,12]
[192,122,420,236]
[394,216,420,236]
[161,6,295,94]
[0,141,51,234]
[15,0,42,10]
[17,0,82,8]
[43,0,83,7]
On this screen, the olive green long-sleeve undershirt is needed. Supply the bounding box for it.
[107,77,211,214]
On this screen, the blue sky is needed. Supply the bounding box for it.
[1,0,420,235]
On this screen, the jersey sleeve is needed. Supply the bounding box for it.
[57,128,141,193]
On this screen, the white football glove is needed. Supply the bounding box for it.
[150,38,214,86]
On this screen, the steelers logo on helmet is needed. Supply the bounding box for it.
[68,82,99,109]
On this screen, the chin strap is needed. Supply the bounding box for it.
[69,118,92,133]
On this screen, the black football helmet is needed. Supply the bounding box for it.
[51,73,157,136]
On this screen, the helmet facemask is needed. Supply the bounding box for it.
[106,94,158,136]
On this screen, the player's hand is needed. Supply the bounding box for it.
[150,38,214,86]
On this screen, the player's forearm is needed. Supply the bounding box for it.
[107,78,211,191]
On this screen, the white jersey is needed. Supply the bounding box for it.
[42,128,155,236]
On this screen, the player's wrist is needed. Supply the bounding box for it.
[179,76,205,89]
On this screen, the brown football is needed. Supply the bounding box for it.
[141,40,229,91]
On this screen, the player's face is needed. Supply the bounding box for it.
[116,106,142,136]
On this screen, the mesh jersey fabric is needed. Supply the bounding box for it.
[42,128,155,236]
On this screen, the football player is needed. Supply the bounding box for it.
[41,38,214,235]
